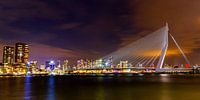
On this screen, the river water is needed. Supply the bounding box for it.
[0,74,200,100]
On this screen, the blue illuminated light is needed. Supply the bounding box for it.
[49,60,55,65]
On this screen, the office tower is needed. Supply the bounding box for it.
[119,60,128,68]
[63,59,68,70]
[15,43,29,64]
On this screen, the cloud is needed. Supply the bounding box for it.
[113,0,200,62]
[59,23,81,30]
[0,0,59,21]
[29,43,82,64]
[128,0,200,50]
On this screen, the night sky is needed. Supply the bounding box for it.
[0,0,200,64]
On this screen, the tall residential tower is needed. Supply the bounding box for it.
[15,43,29,64]
[3,46,14,65]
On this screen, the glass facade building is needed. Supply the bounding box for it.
[3,46,15,65]
[15,43,29,64]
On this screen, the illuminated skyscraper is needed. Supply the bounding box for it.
[119,60,128,68]
[77,59,85,69]
[15,43,29,64]
[63,59,69,70]
[3,46,14,65]
[95,59,104,68]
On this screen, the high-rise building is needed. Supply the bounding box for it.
[63,59,69,70]
[15,43,29,64]
[3,46,14,65]
[77,59,85,69]
[119,60,128,68]
[95,59,104,68]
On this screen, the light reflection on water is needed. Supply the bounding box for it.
[160,74,171,83]
[0,74,200,100]
[24,76,31,100]
[160,85,171,100]
[95,86,105,100]
[47,76,55,100]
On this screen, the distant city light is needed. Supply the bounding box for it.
[27,61,30,65]
[0,24,196,76]
[49,60,55,65]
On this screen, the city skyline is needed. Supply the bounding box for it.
[0,0,200,64]
[0,42,83,65]
[1,1,200,100]
[0,25,196,75]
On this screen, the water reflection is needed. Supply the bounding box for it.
[96,86,105,100]
[47,76,55,100]
[160,85,171,100]
[1,75,200,100]
[160,74,171,83]
[24,76,32,100]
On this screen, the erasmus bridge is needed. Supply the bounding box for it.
[73,23,192,73]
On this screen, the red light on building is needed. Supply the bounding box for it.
[185,64,190,68]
